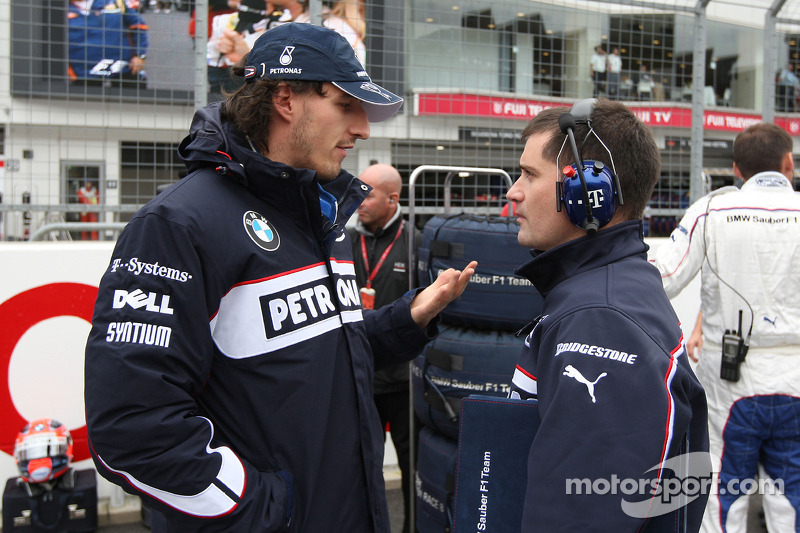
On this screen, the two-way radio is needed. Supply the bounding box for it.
[720,310,750,382]
[700,195,753,383]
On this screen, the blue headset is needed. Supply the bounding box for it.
[556,99,624,235]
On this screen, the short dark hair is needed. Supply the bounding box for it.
[733,122,793,179]
[520,99,660,220]
[222,57,325,152]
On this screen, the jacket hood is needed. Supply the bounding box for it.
[179,102,314,188]
[179,103,229,166]
[179,101,255,186]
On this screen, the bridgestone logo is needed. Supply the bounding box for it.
[554,341,638,365]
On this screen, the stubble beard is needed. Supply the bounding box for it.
[291,110,341,182]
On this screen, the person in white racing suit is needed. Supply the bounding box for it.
[654,122,800,533]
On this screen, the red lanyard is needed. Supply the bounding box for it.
[360,220,405,289]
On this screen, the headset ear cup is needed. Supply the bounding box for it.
[562,162,617,230]
[561,170,587,228]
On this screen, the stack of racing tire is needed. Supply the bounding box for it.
[412,213,544,532]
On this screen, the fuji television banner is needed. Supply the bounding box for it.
[413,92,800,136]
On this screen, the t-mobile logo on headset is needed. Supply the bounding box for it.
[587,189,605,209]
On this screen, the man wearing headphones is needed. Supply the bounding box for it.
[506,98,710,531]
[654,122,800,533]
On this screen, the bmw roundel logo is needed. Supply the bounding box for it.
[243,211,280,251]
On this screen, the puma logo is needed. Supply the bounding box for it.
[563,365,607,404]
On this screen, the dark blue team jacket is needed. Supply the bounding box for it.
[85,102,433,532]
[510,221,710,532]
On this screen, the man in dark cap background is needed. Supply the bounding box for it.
[84,23,476,533]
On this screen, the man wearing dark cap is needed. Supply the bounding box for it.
[84,23,476,532]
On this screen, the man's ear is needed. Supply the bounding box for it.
[733,162,744,181]
[272,84,296,122]
[781,151,795,180]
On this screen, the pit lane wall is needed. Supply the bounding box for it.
[0,238,699,507]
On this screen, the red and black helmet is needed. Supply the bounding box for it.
[13,419,73,483]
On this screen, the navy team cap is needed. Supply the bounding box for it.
[244,23,403,122]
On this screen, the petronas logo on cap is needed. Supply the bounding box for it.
[280,46,295,66]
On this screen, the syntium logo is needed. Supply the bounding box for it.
[105,322,172,348]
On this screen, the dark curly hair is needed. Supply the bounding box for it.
[221,56,325,153]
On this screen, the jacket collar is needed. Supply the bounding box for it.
[516,220,647,297]
[743,171,794,191]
